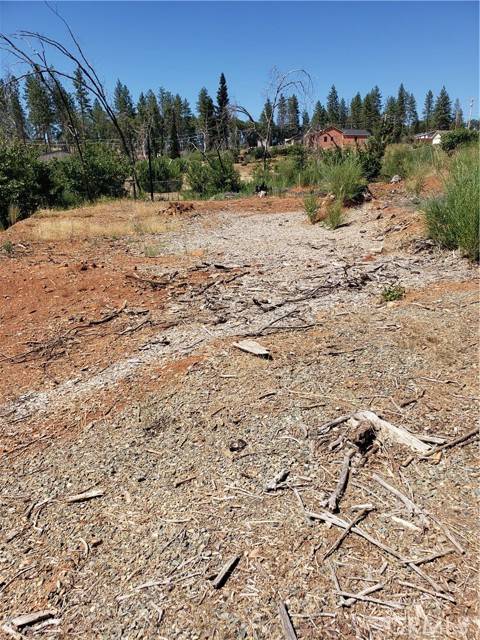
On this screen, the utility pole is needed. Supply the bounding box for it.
[467,98,474,129]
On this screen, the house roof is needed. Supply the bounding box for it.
[341,128,371,137]
[306,126,371,137]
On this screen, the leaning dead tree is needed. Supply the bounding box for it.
[0,3,139,197]
[231,67,313,172]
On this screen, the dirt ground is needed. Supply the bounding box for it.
[0,183,478,639]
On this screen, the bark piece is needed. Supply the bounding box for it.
[233,339,272,359]
[11,610,57,629]
[354,410,431,453]
[212,555,241,589]
[65,489,104,504]
[278,602,298,640]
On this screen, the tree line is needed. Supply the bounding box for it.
[0,69,475,157]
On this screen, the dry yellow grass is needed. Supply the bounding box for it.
[15,199,180,241]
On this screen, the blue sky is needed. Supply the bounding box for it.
[1,1,479,118]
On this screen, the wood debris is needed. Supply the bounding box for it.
[278,602,298,640]
[233,339,272,359]
[10,609,57,629]
[211,554,241,589]
[64,488,104,504]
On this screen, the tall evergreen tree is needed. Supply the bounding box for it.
[7,76,27,142]
[73,67,91,137]
[49,75,78,142]
[197,87,216,151]
[349,93,363,128]
[311,100,327,130]
[276,93,288,136]
[145,90,164,154]
[301,110,310,131]
[339,98,348,127]
[91,98,111,140]
[114,80,135,118]
[393,83,407,141]
[433,86,452,130]
[363,87,382,132]
[216,72,230,149]
[326,85,340,125]
[423,90,434,130]
[453,98,464,128]
[406,93,419,133]
[383,96,398,140]
[25,72,55,147]
[259,98,274,145]
[286,94,300,136]
[168,117,180,158]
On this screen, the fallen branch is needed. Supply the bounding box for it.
[335,590,403,610]
[354,410,431,453]
[65,489,104,504]
[327,449,355,512]
[422,426,479,457]
[278,602,298,640]
[323,508,373,559]
[340,582,385,608]
[398,580,456,603]
[212,555,241,589]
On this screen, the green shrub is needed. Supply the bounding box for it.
[324,200,345,230]
[381,144,413,179]
[320,154,366,203]
[357,137,386,180]
[381,284,405,301]
[49,144,130,206]
[303,193,319,223]
[1,240,14,255]
[136,157,184,193]
[440,129,479,153]
[423,147,479,260]
[0,143,52,229]
[186,153,240,197]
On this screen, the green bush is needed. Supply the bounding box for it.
[136,157,184,193]
[381,284,405,301]
[0,143,51,229]
[186,153,241,197]
[381,144,413,179]
[440,129,479,153]
[303,193,319,223]
[319,154,366,203]
[49,144,130,206]
[357,137,386,180]
[423,147,479,260]
[324,200,345,229]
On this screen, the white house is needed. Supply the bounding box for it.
[414,130,445,145]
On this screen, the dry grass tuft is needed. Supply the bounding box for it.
[17,199,181,241]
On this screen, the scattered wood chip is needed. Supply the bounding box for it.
[65,489,104,504]
[233,339,272,359]
[265,468,289,492]
[278,602,298,640]
[327,449,354,512]
[335,590,403,610]
[211,554,241,589]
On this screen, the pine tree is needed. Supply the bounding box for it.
[302,110,310,131]
[216,72,230,149]
[168,117,180,158]
[363,87,382,132]
[383,96,398,140]
[7,76,27,142]
[50,74,78,142]
[339,98,348,127]
[145,90,164,154]
[311,101,327,130]
[114,80,135,118]
[326,85,340,125]
[433,86,452,130]
[276,94,288,136]
[25,72,55,147]
[286,94,300,136]
[423,90,434,130]
[91,99,112,140]
[73,67,91,137]
[393,83,407,141]
[406,93,419,134]
[349,93,363,128]
[259,98,274,145]
[453,98,464,129]
[197,87,216,151]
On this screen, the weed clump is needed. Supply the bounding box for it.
[324,200,345,230]
[423,147,479,261]
[303,193,319,223]
[381,284,405,302]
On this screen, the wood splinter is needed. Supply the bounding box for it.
[278,601,298,640]
[327,449,355,512]
[212,554,241,589]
